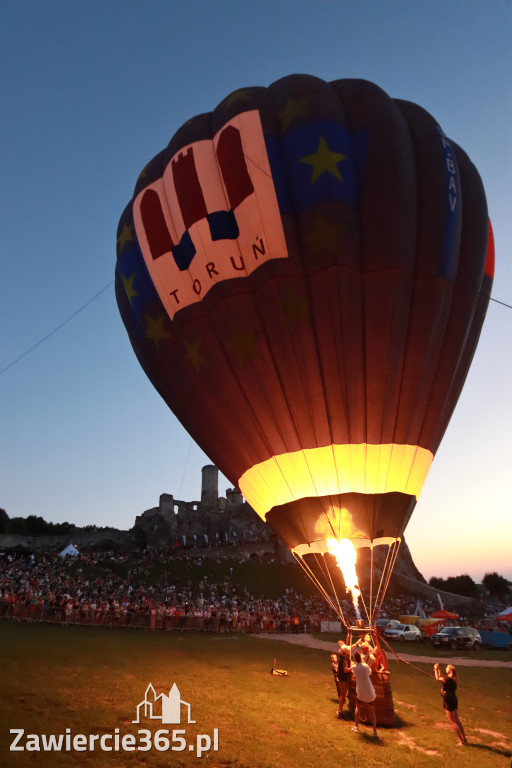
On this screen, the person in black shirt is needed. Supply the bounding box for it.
[434,663,468,746]
[336,643,357,717]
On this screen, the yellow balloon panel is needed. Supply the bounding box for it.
[239,443,433,519]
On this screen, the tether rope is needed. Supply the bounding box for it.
[379,633,436,679]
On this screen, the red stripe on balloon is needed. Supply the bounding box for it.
[140,189,175,260]
[485,219,495,278]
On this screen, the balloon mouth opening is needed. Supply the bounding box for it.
[290,535,402,626]
[291,536,400,557]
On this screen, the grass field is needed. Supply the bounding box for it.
[1,622,511,767]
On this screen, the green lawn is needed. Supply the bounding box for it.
[1,622,510,767]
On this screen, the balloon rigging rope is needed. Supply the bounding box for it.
[382,635,472,694]
[177,438,194,500]
[292,545,401,632]
[490,296,512,309]
[369,546,374,624]
[321,553,351,625]
[370,543,392,620]
[359,581,371,627]
[313,552,347,625]
[0,280,115,377]
[291,551,349,627]
[293,553,340,621]
[372,539,401,622]
[378,539,401,617]
[379,633,436,679]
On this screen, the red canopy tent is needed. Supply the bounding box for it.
[429,609,459,619]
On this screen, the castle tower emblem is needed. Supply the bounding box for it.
[133,682,196,724]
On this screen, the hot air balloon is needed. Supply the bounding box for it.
[115,75,493,629]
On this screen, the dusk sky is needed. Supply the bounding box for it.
[1,0,511,583]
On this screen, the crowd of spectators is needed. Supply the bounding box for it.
[0,549,330,632]
[0,550,510,637]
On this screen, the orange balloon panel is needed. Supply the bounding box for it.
[116,75,493,553]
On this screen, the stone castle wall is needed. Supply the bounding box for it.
[134,465,270,549]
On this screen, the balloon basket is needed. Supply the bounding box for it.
[346,624,396,726]
[347,671,396,726]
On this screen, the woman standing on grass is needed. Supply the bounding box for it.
[337,641,359,717]
[434,663,468,746]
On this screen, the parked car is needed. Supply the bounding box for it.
[383,623,422,642]
[430,626,482,651]
[375,619,401,636]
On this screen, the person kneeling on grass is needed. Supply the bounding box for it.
[350,650,378,738]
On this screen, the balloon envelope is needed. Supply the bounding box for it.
[116,75,493,560]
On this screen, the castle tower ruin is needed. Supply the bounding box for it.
[201,465,219,510]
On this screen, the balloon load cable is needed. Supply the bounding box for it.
[379,633,436,679]
[291,539,402,629]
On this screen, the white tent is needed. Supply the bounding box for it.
[59,544,79,557]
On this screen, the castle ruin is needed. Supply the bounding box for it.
[134,465,271,550]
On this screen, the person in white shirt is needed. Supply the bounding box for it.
[350,650,378,738]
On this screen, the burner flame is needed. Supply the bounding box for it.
[327,538,361,619]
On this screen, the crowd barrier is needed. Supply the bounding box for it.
[0,600,308,634]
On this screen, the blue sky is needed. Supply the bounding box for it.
[1,0,511,581]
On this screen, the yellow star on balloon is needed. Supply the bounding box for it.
[220,88,252,110]
[300,135,347,184]
[279,284,310,328]
[279,96,310,131]
[304,214,344,259]
[185,338,207,373]
[122,273,138,302]
[117,222,134,251]
[228,326,260,366]
[137,164,150,182]
[144,314,170,350]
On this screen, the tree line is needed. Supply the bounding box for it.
[0,509,98,537]
[428,572,511,601]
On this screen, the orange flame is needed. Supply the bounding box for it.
[327,538,361,618]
